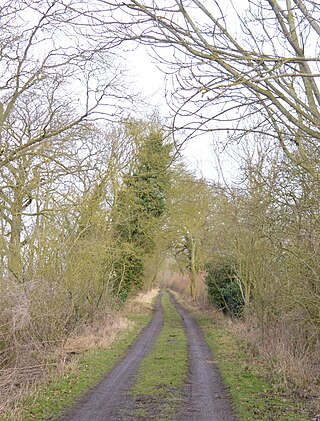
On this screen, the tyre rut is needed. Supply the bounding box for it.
[59,292,163,421]
[169,292,236,421]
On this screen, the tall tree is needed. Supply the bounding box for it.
[114,119,171,300]
[0,0,127,169]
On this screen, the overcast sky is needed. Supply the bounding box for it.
[126,47,228,182]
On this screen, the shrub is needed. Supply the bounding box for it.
[205,260,244,317]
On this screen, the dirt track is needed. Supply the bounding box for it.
[170,293,236,421]
[60,293,163,421]
[59,291,236,421]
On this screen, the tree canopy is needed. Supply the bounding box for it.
[103,0,320,176]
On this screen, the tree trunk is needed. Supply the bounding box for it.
[189,236,197,299]
[8,191,23,281]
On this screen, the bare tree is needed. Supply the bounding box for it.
[0,0,130,168]
[101,0,320,176]
[165,168,214,298]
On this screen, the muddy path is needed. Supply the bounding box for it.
[59,292,163,421]
[169,293,236,421]
[59,291,236,421]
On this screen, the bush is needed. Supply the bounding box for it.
[205,260,244,317]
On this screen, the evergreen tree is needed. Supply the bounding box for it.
[114,120,171,301]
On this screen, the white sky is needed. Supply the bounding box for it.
[126,47,225,181]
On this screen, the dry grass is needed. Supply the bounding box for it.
[231,316,320,397]
[131,288,160,306]
[123,287,160,315]
[0,282,159,416]
[62,313,133,354]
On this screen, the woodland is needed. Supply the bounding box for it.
[0,0,320,415]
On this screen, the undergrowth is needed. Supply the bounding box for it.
[195,312,317,420]
[2,296,155,421]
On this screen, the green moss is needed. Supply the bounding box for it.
[129,291,188,420]
[196,314,313,421]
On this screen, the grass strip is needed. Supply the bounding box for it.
[129,291,188,421]
[195,313,313,421]
[4,312,152,421]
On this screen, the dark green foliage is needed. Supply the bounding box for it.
[114,123,171,300]
[205,260,244,317]
[133,131,168,218]
[114,246,144,302]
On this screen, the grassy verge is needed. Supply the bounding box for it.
[3,309,153,421]
[128,291,188,421]
[195,313,313,421]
